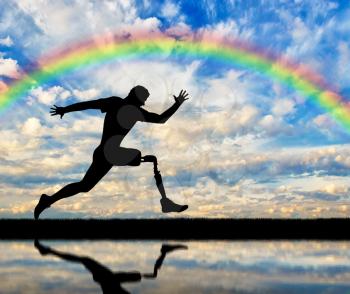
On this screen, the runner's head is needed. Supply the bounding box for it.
[126,85,149,106]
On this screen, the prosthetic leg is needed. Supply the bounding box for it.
[143,244,188,279]
[141,155,188,213]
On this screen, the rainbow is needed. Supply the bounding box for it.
[1,30,350,130]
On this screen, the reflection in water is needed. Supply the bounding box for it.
[1,241,350,293]
[34,240,187,294]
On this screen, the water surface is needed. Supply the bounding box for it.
[1,241,350,293]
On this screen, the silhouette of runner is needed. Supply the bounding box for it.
[34,86,189,219]
[34,239,187,294]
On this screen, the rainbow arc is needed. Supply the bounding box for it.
[1,31,349,130]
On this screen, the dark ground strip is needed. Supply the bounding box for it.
[0,218,349,240]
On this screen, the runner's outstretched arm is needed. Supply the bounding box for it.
[142,90,189,124]
[50,99,105,118]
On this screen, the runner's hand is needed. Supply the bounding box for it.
[50,105,65,119]
[173,90,189,104]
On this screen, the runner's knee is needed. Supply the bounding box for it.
[142,155,160,174]
[142,155,157,164]
[79,181,95,193]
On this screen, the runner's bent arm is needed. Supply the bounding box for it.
[141,90,189,124]
[142,101,182,124]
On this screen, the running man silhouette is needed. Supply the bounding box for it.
[35,239,187,294]
[34,86,189,219]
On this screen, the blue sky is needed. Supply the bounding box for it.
[0,0,350,218]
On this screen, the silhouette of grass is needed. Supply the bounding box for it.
[1,218,350,240]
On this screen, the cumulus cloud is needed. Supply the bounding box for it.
[127,16,161,33]
[258,114,292,135]
[0,56,21,78]
[1,0,350,218]
[322,183,348,195]
[15,0,138,41]
[165,22,192,39]
[272,98,295,117]
[72,88,101,101]
[21,117,43,136]
[83,59,202,109]
[0,36,13,47]
[313,114,334,128]
[161,1,180,19]
[2,49,347,218]
[0,0,162,62]
[29,86,70,105]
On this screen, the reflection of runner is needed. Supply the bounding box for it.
[34,86,189,219]
[34,240,187,294]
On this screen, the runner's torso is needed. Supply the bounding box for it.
[98,97,146,146]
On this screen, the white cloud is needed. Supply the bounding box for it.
[0,56,21,78]
[1,1,350,218]
[128,17,161,33]
[290,17,309,43]
[335,153,350,168]
[337,41,350,86]
[143,0,151,9]
[272,98,295,117]
[1,122,350,217]
[282,12,335,75]
[313,114,335,129]
[198,19,254,41]
[11,0,161,54]
[30,86,70,105]
[238,105,259,125]
[286,16,325,59]
[15,0,138,37]
[161,1,180,18]
[0,129,43,162]
[0,36,13,47]
[308,1,339,18]
[85,59,202,110]
[72,88,101,101]
[322,183,348,194]
[200,20,239,39]
[165,22,192,39]
[258,114,290,135]
[21,117,42,136]
[199,69,253,108]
